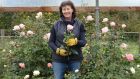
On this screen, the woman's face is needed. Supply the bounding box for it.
[62,5,73,19]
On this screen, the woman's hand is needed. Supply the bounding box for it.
[56,48,68,56]
[65,38,78,46]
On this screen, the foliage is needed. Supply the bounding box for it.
[80,17,140,79]
[0,11,140,79]
[0,11,140,32]
[6,12,55,78]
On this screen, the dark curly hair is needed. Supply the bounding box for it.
[59,1,76,18]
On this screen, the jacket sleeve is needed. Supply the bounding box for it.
[76,23,87,47]
[48,26,58,52]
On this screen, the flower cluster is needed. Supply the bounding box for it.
[22,62,52,79]
[10,12,53,78]
[62,24,78,55]
[13,23,35,37]
[13,24,25,31]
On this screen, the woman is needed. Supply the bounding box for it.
[48,1,86,79]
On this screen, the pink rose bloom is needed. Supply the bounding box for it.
[19,63,25,69]
[101,27,109,33]
[67,24,74,32]
[47,63,52,68]
[125,54,134,61]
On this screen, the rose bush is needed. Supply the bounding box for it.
[80,16,140,79]
[9,12,55,78]
[0,12,140,79]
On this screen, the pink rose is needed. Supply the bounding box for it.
[67,24,74,32]
[19,63,25,69]
[124,54,134,61]
[101,27,109,33]
[47,63,52,68]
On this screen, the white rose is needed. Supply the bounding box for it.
[4,65,7,68]
[9,41,16,45]
[75,69,79,73]
[33,70,40,76]
[27,30,34,36]
[137,64,140,68]
[9,50,12,53]
[43,35,48,40]
[36,12,42,19]
[101,27,109,33]
[120,43,128,49]
[86,15,94,21]
[130,67,135,74]
[13,25,20,31]
[37,12,42,17]
[2,49,6,52]
[35,15,40,19]
[43,33,51,40]
[67,24,74,32]
[24,75,30,79]
[46,33,51,40]
[122,24,126,28]
[19,24,25,30]
[20,32,26,37]
[83,16,86,19]
[102,18,109,22]
[126,71,129,74]
[110,22,116,26]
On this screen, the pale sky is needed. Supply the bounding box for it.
[0,0,140,7]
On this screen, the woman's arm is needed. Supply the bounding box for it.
[48,26,58,52]
[76,23,87,47]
